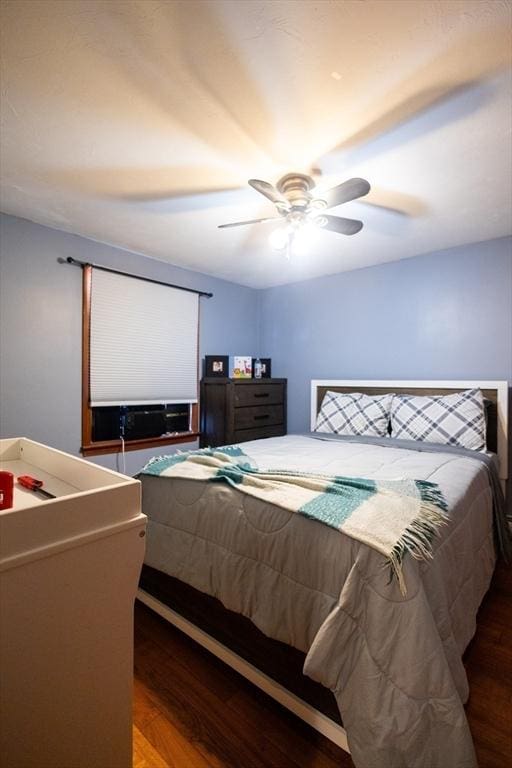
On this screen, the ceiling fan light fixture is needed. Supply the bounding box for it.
[269,218,319,255]
[289,221,317,256]
[269,227,290,251]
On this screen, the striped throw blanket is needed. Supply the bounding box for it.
[141,446,448,594]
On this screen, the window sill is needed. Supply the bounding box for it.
[81,431,200,457]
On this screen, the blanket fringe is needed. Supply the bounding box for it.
[386,487,448,595]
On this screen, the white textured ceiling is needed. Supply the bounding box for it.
[1,0,511,288]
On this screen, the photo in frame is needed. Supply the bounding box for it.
[252,358,271,378]
[230,356,252,378]
[205,355,229,378]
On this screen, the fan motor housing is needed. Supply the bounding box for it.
[276,173,315,208]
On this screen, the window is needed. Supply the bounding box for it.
[81,265,201,456]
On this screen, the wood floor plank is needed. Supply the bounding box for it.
[226,687,351,768]
[133,725,170,768]
[133,676,164,731]
[140,714,214,768]
[135,602,241,703]
[135,635,301,768]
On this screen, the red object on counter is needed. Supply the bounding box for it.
[17,475,56,499]
[17,474,44,491]
[0,470,14,510]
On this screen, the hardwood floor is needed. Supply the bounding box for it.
[464,561,512,768]
[133,562,512,768]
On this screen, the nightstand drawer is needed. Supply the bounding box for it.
[234,404,284,430]
[233,424,285,443]
[234,384,284,407]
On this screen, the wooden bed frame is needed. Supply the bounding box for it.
[137,379,509,753]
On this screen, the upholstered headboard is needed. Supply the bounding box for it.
[310,380,509,483]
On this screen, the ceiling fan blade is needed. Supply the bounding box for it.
[317,178,371,209]
[317,214,364,236]
[248,179,289,207]
[218,216,280,229]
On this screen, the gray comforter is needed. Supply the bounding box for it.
[140,435,502,768]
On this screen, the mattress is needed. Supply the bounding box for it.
[140,435,496,768]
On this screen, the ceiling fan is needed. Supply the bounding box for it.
[217,174,371,241]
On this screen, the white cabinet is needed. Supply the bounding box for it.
[0,438,146,768]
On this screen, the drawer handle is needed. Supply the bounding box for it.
[254,414,270,421]
[254,393,269,398]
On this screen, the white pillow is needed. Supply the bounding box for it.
[315,391,393,437]
[390,388,486,451]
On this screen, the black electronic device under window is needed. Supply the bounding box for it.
[92,404,190,442]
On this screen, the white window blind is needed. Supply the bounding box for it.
[89,269,199,406]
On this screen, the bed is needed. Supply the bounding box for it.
[137,379,509,768]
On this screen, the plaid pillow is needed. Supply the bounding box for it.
[315,391,393,437]
[390,389,486,451]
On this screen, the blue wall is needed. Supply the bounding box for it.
[0,213,260,474]
[260,237,512,433]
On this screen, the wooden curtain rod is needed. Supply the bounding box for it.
[63,257,213,298]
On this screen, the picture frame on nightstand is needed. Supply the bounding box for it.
[258,358,271,378]
[205,355,229,378]
[230,356,252,378]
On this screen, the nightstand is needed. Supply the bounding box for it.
[200,378,287,447]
